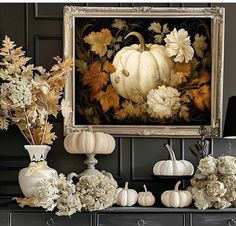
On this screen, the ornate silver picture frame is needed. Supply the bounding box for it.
[63,6,224,138]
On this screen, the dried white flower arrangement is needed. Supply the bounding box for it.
[15,171,118,216]
[189,156,236,209]
[0,36,73,145]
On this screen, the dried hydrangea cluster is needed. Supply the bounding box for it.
[0,36,72,145]
[189,156,236,209]
[55,174,82,216]
[15,171,117,216]
[15,174,81,216]
[76,171,118,211]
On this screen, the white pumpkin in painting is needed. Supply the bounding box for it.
[64,126,115,154]
[153,144,194,176]
[116,182,138,207]
[110,31,173,102]
[161,181,193,208]
[138,184,155,207]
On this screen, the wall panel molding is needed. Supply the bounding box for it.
[34,35,62,66]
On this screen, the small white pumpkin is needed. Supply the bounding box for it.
[110,31,173,102]
[138,184,155,207]
[153,144,194,176]
[161,181,193,208]
[116,182,138,207]
[64,126,115,155]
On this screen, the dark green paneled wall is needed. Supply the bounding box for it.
[0,3,236,199]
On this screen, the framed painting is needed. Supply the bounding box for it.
[63,6,224,137]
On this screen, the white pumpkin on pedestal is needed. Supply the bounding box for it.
[153,144,194,176]
[64,126,116,177]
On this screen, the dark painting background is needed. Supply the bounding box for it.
[0,3,235,202]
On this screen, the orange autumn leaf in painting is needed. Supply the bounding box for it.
[81,61,115,97]
[94,84,120,113]
[174,62,192,77]
[191,71,210,86]
[83,29,112,57]
[198,72,210,86]
[192,84,211,111]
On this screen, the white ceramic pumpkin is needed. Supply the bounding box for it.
[64,126,115,154]
[116,182,138,207]
[161,181,193,208]
[138,184,155,207]
[110,31,173,102]
[153,144,194,176]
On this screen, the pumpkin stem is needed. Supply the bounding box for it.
[87,125,93,132]
[164,144,176,161]
[124,31,147,52]
[175,181,181,191]
[124,182,129,190]
[143,184,148,192]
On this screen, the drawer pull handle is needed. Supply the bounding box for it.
[137,219,145,226]
[228,219,236,226]
[47,218,55,225]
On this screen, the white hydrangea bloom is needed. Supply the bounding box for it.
[206,181,226,198]
[34,177,60,211]
[76,171,118,211]
[56,174,82,216]
[147,86,181,119]
[1,80,32,108]
[217,156,236,175]
[197,156,217,176]
[193,189,213,210]
[164,28,194,63]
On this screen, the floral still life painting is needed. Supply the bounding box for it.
[64,7,224,137]
[76,18,210,124]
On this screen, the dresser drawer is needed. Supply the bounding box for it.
[98,213,185,226]
[10,212,91,226]
[192,213,236,226]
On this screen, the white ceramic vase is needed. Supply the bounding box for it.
[18,145,58,197]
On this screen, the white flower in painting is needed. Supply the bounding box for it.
[164,28,194,63]
[111,19,127,30]
[61,99,72,123]
[147,85,181,119]
[193,33,208,58]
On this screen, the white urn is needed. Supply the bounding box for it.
[18,145,58,197]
